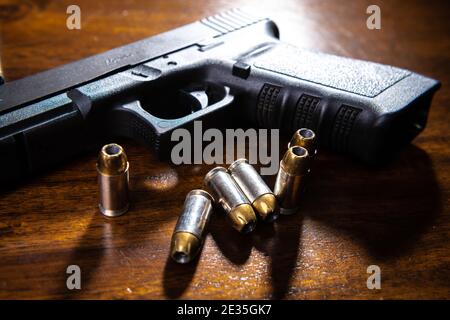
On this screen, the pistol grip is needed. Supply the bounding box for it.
[239,44,440,163]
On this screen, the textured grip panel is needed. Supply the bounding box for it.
[291,94,320,132]
[254,44,411,97]
[201,9,266,35]
[256,84,281,128]
[330,105,361,152]
[107,105,160,153]
[130,117,159,152]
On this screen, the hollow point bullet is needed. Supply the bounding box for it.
[289,128,317,157]
[204,167,257,234]
[170,189,213,264]
[97,143,129,217]
[274,146,310,215]
[228,159,279,222]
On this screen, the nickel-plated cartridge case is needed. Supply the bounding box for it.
[228,159,278,222]
[170,189,213,264]
[204,167,257,234]
[274,146,310,215]
[97,143,129,217]
[289,128,317,157]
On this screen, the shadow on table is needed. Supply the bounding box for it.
[59,144,440,299]
[162,211,303,300]
[208,211,303,300]
[56,162,183,299]
[305,145,442,260]
[163,250,202,299]
[55,214,108,299]
[207,145,441,299]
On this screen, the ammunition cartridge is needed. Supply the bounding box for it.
[97,143,129,217]
[289,128,317,157]
[228,159,278,222]
[170,189,213,264]
[204,167,257,233]
[274,146,309,215]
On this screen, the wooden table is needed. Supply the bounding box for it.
[0,0,449,299]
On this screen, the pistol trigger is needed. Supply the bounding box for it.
[188,90,209,109]
[179,89,209,110]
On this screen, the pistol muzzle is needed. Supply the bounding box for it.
[97,143,129,217]
[170,189,213,264]
[274,146,310,215]
[204,167,257,233]
[228,159,279,222]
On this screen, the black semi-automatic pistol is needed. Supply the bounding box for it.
[0,9,440,183]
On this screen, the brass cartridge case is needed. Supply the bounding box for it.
[274,146,310,215]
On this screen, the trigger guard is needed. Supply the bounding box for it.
[107,100,162,151]
[106,85,234,155]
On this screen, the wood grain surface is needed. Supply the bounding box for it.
[0,0,449,299]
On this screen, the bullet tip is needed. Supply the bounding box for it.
[253,193,279,222]
[229,204,257,234]
[97,143,128,175]
[170,232,201,264]
[289,128,317,156]
[282,146,309,175]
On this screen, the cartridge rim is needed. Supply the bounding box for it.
[228,158,249,173]
[186,189,214,203]
[203,166,227,185]
[98,203,129,218]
